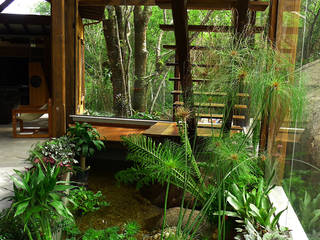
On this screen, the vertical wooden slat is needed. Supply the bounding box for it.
[51,0,66,137]
[65,0,77,125]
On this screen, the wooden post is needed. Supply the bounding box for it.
[171,0,196,136]
[65,0,77,125]
[51,0,66,137]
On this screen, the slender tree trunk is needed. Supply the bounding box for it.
[103,7,129,117]
[132,6,152,112]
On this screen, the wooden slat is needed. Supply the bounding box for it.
[170,77,209,83]
[166,62,214,68]
[171,90,249,97]
[163,44,209,50]
[196,113,245,120]
[198,123,243,130]
[94,125,146,141]
[174,101,248,109]
[160,24,264,33]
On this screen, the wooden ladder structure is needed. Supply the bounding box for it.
[156,0,270,135]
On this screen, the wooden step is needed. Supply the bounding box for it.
[174,101,248,109]
[163,45,209,50]
[166,62,214,68]
[171,90,249,97]
[196,113,245,120]
[160,24,264,33]
[169,78,209,83]
[197,123,243,130]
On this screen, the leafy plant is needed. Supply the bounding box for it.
[81,222,140,240]
[235,219,292,240]
[67,122,105,169]
[69,187,110,215]
[28,136,77,170]
[297,191,320,235]
[6,164,74,240]
[217,177,286,234]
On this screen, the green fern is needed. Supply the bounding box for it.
[120,134,206,201]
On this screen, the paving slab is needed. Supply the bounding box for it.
[0,124,44,210]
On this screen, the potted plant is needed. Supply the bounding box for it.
[67,122,105,170]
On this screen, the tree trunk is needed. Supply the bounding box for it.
[103,7,129,117]
[132,6,152,112]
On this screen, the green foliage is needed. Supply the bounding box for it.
[67,122,105,157]
[69,187,110,215]
[0,208,28,240]
[6,164,74,240]
[66,222,140,240]
[118,134,205,201]
[28,136,77,168]
[282,169,320,237]
[217,177,286,234]
[32,1,50,15]
[130,111,161,120]
[296,191,320,235]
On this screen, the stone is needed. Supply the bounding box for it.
[154,207,213,239]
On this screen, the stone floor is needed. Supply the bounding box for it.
[0,124,44,210]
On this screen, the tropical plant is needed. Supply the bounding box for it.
[296,191,320,235]
[69,186,110,215]
[6,164,74,240]
[217,176,286,235]
[67,122,105,169]
[234,219,292,240]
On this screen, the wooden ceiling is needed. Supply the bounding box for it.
[0,14,50,43]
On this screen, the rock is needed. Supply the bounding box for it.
[154,207,213,239]
[140,183,195,209]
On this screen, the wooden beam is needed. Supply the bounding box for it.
[65,0,77,125]
[51,0,66,137]
[0,13,51,25]
[78,0,268,11]
[171,0,196,135]
[157,0,268,11]
[0,0,15,12]
[79,0,155,6]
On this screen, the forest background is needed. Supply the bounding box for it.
[33,0,320,120]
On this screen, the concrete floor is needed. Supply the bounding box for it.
[0,124,44,210]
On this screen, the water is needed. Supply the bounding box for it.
[76,161,162,238]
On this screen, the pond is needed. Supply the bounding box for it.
[76,159,162,239]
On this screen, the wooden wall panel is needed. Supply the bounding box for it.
[29,62,49,106]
